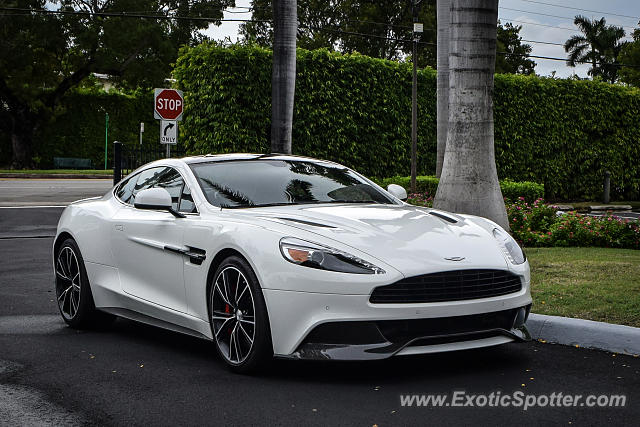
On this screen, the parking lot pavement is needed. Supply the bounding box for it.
[0,179,112,207]
[1,209,639,426]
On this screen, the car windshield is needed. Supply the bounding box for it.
[189,159,396,208]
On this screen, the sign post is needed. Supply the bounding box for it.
[154,88,184,158]
[160,120,177,157]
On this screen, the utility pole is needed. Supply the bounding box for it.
[104,113,109,170]
[411,1,423,193]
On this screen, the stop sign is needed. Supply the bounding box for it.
[154,88,184,121]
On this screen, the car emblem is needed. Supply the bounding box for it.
[444,256,465,261]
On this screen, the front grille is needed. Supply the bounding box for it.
[376,309,519,342]
[369,269,522,304]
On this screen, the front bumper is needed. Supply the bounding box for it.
[285,307,531,360]
[263,286,533,358]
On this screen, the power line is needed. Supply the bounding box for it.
[498,16,576,31]
[516,0,640,21]
[500,6,637,31]
[521,38,563,46]
[0,7,270,23]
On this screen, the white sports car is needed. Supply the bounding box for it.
[54,154,532,372]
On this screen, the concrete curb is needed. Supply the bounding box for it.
[0,173,112,179]
[527,313,640,356]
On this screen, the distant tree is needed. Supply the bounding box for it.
[495,22,536,75]
[0,0,233,168]
[241,0,438,68]
[618,23,640,86]
[564,15,626,83]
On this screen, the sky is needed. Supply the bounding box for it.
[203,0,640,78]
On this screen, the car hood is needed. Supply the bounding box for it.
[242,203,509,277]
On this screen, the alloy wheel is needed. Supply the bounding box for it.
[211,266,256,365]
[56,246,81,320]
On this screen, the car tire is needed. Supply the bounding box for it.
[209,255,273,374]
[54,238,115,329]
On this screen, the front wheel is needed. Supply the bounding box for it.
[55,238,114,328]
[209,256,272,374]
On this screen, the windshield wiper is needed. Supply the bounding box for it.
[319,200,383,204]
[222,202,296,209]
[223,200,386,209]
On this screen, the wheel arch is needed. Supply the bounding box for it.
[205,248,249,318]
[53,231,75,262]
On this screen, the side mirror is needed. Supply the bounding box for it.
[386,184,408,201]
[134,188,185,218]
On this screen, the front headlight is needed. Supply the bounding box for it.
[493,228,526,265]
[279,237,385,274]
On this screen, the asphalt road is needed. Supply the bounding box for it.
[0,182,639,426]
[0,178,113,207]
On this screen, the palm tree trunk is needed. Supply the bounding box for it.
[433,0,509,230]
[436,0,450,178]
[271,0,297,154]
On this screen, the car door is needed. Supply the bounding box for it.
[111,166,188,313]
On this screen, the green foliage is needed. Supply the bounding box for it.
[563,15,627,83]
[378,176,440,197]
[177,44,640,200]
[507,199,640,249]
[21,88,159,169]
[619,24,640,87]
[381,176,544,204]
[496,22,535,75]
[500,179,546,204]
[494,73,640,200]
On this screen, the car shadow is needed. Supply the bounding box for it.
[102,317,534,384]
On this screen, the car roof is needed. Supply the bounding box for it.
[181,153,339,166]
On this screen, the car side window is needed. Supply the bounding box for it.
[179,184,197,213]
[153,168,184,211]
[115,175,138,205]
[130,167,166,205]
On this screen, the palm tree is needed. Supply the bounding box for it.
[433,0,509,230]
[564,15,626,83]
[435,0,450,178]
[271,0,297,154]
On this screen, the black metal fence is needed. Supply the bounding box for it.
[113,141,186,185]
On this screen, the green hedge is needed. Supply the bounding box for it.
[379,176,544,203]
[174,44,640,201]
[0,88,159,169]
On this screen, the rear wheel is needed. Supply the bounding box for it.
[55,238,114,328]
[209,256,272,373]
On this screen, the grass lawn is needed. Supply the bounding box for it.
[527,247,640,327]
[0,169,112,175]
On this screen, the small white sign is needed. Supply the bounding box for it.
[413,23,423,33]
[160,120,177,145]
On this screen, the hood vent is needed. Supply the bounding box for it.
[277,217,336,228]
[429,211,458,224]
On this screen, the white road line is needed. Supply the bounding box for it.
[0,205,67,209]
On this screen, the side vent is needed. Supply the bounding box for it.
[277,217,336,228]
[429,211,458,224]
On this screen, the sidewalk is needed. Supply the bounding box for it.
[0,173,112,179]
